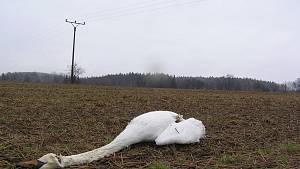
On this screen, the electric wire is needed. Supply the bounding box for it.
[31,0,205,45]
[75,0,165,20]
[31,0,182,41]
[84,0,205,22]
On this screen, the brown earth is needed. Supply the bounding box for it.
[0,83,299,169]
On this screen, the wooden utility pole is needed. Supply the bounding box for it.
[65,19,85,84]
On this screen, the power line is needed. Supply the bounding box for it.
[76,0,165,20]
[83,0,184,20]
[85,0,205,22]
[30,0,163,42]
[31,0,205,42]
[28,0,204,60]
[65,19,85,84]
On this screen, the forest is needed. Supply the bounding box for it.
[1,72,299,92]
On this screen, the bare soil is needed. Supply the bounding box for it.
[0,83,299,168]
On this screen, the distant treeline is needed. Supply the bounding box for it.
[2,72,298,92]
[1,72,66,84]
[80,73,284,92]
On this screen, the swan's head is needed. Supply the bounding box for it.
[17,153,63,169]
[188,118,206,138]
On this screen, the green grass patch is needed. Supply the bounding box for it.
[0,143,10,151]
[178,158,189,165]
[219,154,237,164]
[278,155,289,165]
[280,142,299,154]
[103,136,113,145]
[3,160,16,169]
[0,117,7,124]
[148,161,170,169]
[257,148,272,156]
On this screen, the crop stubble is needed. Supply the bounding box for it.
[0,83,299,168]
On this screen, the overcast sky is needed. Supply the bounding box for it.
[1,0,299,83]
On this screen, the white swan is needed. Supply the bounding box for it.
[17,111,205,169]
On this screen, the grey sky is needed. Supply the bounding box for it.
[0,0,299,83]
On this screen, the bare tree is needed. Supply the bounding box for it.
[66,63,85,83]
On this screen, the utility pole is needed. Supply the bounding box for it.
[65,19,85,84]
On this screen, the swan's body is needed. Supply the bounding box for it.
[59,111,180,168]
[18,111,205,169]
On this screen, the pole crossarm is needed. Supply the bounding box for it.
[66,19,86,27]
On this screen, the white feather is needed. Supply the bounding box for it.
[37,111,205,169]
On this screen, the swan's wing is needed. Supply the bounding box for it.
[114,111,180,142]
[155,118,205,145]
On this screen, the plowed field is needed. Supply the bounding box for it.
[0,83,299,168]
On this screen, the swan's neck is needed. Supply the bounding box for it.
[60,139,131,167]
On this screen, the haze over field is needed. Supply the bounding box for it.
[1,0,299,83]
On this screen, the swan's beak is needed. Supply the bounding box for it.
[16,159,46,168]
